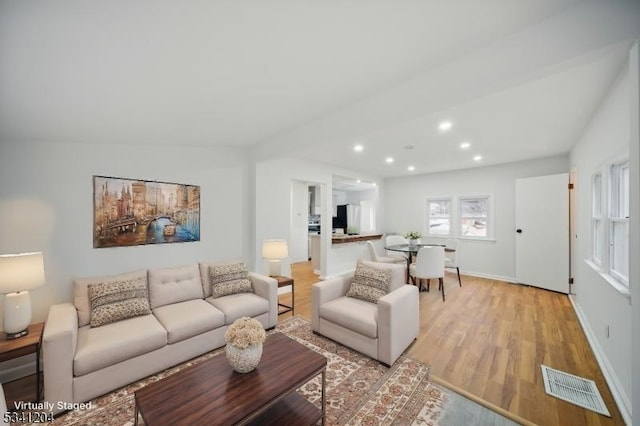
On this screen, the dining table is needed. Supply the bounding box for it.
[384,243,455,273]
[384,243,455,290]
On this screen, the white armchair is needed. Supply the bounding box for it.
[311,261,418,366]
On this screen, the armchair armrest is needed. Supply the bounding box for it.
[311,275,353,331]
[377,285,419,365]
[43,303,78,414]
[249,272,278,328]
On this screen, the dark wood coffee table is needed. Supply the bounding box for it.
[134,332,326,425]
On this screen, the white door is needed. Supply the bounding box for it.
[515,173,569,293]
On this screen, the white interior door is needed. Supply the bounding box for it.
[515,173,569,293]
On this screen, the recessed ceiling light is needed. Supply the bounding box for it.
[408,165,415,172]
[356,179,361,184]
[438,120,453,133]
[385,157,394,164]
[353,144,364,152]
[460,142,471,150]
[473,155,483,161]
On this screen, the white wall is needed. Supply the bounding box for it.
[255,157,381,278]
[630,41,640,426]
[0,140,252,328]
[569,62,632,422]
[383,156,568,281]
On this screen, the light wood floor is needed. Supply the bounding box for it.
[284,261,624,426]
[3,262,624,425]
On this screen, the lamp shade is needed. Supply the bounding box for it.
[0,252,45,294]
[261,239,288,260]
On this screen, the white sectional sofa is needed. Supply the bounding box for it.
[43,261,277,415]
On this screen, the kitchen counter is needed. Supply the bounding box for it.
[331,233,383,245]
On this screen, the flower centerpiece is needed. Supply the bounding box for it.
[224,316,266,373]
[404,231,422,247]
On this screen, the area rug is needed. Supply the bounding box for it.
[41,316,519,425]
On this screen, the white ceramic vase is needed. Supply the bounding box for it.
[225,342,263,373]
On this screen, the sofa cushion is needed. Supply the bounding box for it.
[319,296,378,338]
[206,293,269,324]
[88,276,151,327]
[208,262,253,298]
[148,263,203,309]
[199,259,245,298]
[74,270,148,327]
[74,315,167,376]
[346,260,391,304]
[153,299,225,344]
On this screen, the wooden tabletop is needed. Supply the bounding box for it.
[0,322,44,362]
[135,332,326,425]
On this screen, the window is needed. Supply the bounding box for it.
[591,173,602,264]
[459,196,489,238]
[425,195,492,240]
[608,161,629,284]
[590,160,629,289]
[426,198,451,236]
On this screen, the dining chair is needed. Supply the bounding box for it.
[409,246,446,301]
[384,235,409,262]
[365,241,406,265]
[445,238,461,287]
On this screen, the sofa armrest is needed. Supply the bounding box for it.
[249,272,278,328]
[377,284,419,365]
[43,303,78,414]
[311,275,353,331]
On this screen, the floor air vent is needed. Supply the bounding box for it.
[541,365,610,417]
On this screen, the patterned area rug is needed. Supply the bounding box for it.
[42,316,517,425]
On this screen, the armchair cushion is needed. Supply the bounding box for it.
[346,260,392,304]
[319,296,378,338]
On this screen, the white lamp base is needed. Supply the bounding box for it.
[3,291,32,339]
[267,260,281,277]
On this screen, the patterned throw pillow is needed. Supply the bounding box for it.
[88,276,151,327]
[209,262,253,298]
[346,260,392,304]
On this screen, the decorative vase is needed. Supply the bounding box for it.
[225,342,263,373]
[408,239,417,248]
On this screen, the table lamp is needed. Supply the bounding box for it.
[262,239,288,277]
[0,252,45,339]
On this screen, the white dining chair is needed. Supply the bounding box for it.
[409,246,446,301]
[445,238,461,287]
[365,241,406,265]
[384,235,409,262]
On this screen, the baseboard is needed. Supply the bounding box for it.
[569,295,632,425]
[457,270,517,284]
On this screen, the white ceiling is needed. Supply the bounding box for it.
[1,1,638,178]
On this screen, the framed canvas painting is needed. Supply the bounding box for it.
[93,175,200,248]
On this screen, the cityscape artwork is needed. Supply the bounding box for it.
[93,175,200,248]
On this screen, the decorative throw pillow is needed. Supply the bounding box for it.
[209,262,253,298]
[88,276,151,327]
[346,260,392,304]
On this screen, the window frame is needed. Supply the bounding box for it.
[607,161,629,285]
[591,172,603,265]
